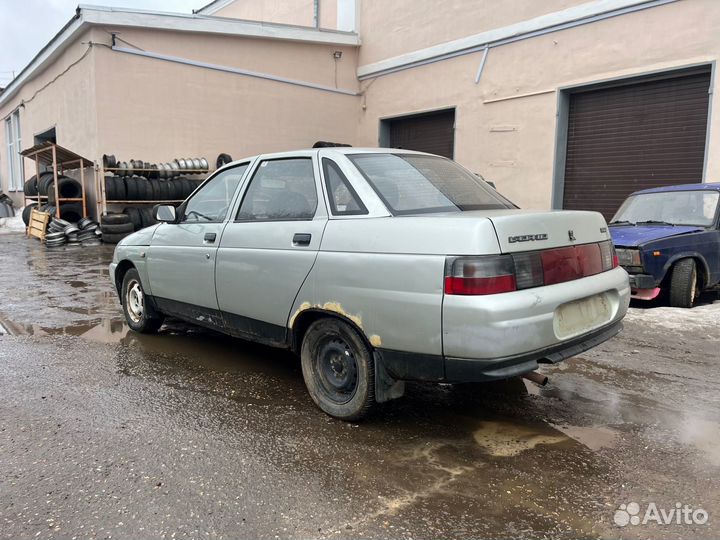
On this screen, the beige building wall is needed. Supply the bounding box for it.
[92,26,358,163]
[213,0,339,29]
[356,0,720,210]
[357,0,586,66]
[0,30,99,207]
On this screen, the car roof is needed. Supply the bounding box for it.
[217,147,433,171]
[632,182,720,195]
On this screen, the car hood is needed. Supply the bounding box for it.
[610,225,703,247]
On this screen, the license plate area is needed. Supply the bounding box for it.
[554,293,612,340]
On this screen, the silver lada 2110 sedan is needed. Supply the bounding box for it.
[110,148,630,420]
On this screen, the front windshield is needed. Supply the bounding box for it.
[611,190,719,227]
[348,153,515,215]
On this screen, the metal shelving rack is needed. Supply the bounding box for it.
[96,164,209,217]
[20,142,89,219]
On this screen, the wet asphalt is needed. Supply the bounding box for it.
[0,232,719,539]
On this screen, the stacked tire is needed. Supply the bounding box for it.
[122,207,158,231]
[23,172,83,223]
[101,213,134,244]
[105,175,200,202]
[44,217,101,249]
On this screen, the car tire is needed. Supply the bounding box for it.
[48,176,81,204]
[24,175,38,196]
[38,172,54,196]
[102,213,130,225]
[123,207,143,230]
[101,222,134,234]
[301,317,376,421]
[100,232,127,244]
[104,176,116,200]
[140,207,158,228]
[58,203,83,223]
[125,177,139,200]
[115,176,127,201]
[159,180,170,201]
[121,268,165,333]
[22,203,38,226]
[137,177,150,200]
[216,153,232,168]
[669,258,698,308]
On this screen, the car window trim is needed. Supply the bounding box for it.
[233,156,319,223]
[178,161,251,224]
[321,158,369,217]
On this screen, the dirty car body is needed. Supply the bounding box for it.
[110,148,630,419]
[609,183,720,307]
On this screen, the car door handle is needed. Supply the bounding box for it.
[204,232,217,243]
[292,233,312,246]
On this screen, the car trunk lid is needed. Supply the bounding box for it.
[483,209,611,253]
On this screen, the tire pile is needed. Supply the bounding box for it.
[103,155,210,178]
[23,172,83,223]
[21,203,82,226]
[104,176,202,202]
[100,213,136,244]
[44,217,101,248]
[102,154,205,235]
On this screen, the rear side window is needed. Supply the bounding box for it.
[236,158,318,221]
[322,158,367,216]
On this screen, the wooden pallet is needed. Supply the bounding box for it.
[27,208,50,241]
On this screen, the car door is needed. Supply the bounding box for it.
[146,163,250,323]
[216,154,327,345]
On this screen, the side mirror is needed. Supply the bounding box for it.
[486,181,496,189]
[153,204,177,223]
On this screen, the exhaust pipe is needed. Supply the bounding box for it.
[522,371,548,386]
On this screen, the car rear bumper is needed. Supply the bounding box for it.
[443,319,622,382]
[377,318,623,383]
[442,266,630,360]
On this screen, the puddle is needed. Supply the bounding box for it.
[553,424,619,451]
[0,314,129,343]
[472,420,567,457]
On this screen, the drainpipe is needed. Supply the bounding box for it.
[313,0,320,28]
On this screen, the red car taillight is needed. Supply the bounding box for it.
[444,255,517,295]
[444,240,618,295]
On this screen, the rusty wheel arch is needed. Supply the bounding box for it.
[290,308,372,355]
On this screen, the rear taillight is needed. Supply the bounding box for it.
[444,240,619,295]
[444,255,517,295]
[511,251,544,289]
[599,240,619,270]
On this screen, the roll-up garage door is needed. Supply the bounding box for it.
[562,69,711,221]
[388,109,455,158]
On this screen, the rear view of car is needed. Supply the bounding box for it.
[111,148,630,420]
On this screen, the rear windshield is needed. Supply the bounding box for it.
[348,153,515,215]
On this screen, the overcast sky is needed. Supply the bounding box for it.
[0,0,201,86]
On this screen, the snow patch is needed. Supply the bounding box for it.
[0,213,25,235]
[625,302,720,332]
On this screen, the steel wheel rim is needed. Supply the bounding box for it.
[126,279,144,323]
[314,336,358,405]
